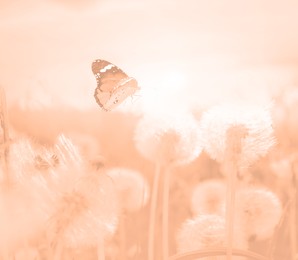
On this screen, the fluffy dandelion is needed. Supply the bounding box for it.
[272,85,298,147]
[47,134,85,193]
[176,214,247,259]
[54,134,82,167]
[106,167,149,212]
[200,103,275,168]
[235,187,282,241]
[134,112,202,166]
[105,167,149,259]
[270,155,293,188]
[36,135,119,259]
[134,112,202,260]
[191,179,226,216]
[53,172,119,247]
[8,138,57,180]
[0,137,57,258]
[199,103,275,259]
[48,171,119,259]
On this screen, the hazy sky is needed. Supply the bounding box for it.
[1,0,298,112]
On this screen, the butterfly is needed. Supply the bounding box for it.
[92,59,139,111]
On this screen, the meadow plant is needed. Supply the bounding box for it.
[191,179,226,216]
[199,103,276,260]
[273,85,298,149]
[46,136,119,260]
[235,187,282,241]
[0,87,10,183]
[270,155,293,187]
[176,214,247,260]
[200,104,275,169]
[134,112,202,260]
[106,167,149,259]
[106,167,149,212]
[134,112,202,167]
[0,137,56,258]
[48,172,119,258]
[0,78,296,260]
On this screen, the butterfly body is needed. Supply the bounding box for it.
[92,59,139,111]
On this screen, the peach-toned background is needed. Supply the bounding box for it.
[0,2,297,259]
[1,0,298,112]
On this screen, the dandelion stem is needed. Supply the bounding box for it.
[224,125,247,260]
[0,87,10,183]
[148,164,161,260]
[119,212,127,260]
[290,160,297,260]
[267,199,291,259]
[162,166,171,260]
[97,237,105,260]
[290,197,297,260]
[225,162,237,260]
[53,241,64,260]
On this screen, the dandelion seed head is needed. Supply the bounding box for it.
[49,172,119,248]
[9,138,40,179]
[106,167,149,212]
[134,113,202,166]
[176,214,247,255]
[270,156,292,183]
[273,85,298,145]
[7,139,56,221]
[235,187,282,240]
[54,134,83,167]
[191,179,226,216]
[49,134,86,193]
[200,104,275,167]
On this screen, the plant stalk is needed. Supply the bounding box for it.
[162,166,171,260]
[148,164,161,260]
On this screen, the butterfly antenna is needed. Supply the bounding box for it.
[130,92,142,104]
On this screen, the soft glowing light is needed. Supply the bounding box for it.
[137,67,189,116]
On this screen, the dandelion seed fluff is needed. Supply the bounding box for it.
[200,104,275,167]
[47,136,119,248]
[9,139,41,178]
[54,134,83,167]
[273,85,298,145]
[270,156,292,184]
[191,179,226,216]
[134,113,202,166]
[106,167,149,212]
[235,187,282,240]
[49,135,86,192]
[49,172,119,248]
[176,214,247,256]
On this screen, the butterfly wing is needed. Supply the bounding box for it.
[92,59,139,111]
[101,77,139,111]
[92,59,128,92]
